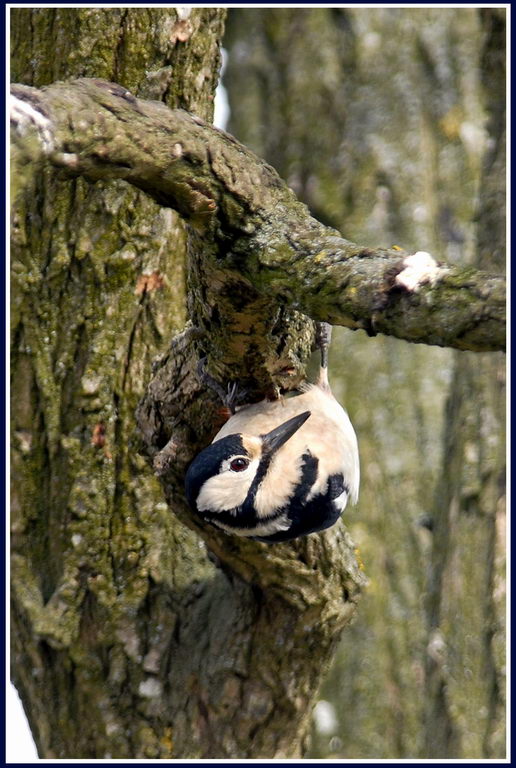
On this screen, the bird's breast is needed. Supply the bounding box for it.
[213,385,360,515]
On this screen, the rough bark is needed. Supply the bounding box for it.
[9,7,506,761]
[10,8,364,759]
[11,78,505,355]
[422,8,506,758]
[223,7,506,759]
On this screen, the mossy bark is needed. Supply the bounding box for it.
[10,7,505,760]
[10,8,365,759]
[223,7,506,759]
[11,78,505,354]
[422,9,506,758]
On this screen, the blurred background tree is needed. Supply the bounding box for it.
[223,7,505,759]
[10,6,505,760]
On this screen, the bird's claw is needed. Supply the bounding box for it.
[225,381,245,414]
[197,358,247,414]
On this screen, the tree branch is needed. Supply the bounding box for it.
[10,77,505,353]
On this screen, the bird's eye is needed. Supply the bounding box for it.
[229,457,250,472]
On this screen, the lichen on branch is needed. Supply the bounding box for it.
[10,77,505,353]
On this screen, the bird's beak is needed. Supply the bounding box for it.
[261,411,311,455]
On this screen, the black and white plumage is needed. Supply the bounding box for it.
[185,326,359,543]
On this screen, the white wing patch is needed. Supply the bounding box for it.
[332,489,349,512]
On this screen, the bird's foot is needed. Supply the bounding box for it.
[197,358,249,414]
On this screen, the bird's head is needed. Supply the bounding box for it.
[185,411,311,516]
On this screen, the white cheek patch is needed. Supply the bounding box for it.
[196,459,259,513]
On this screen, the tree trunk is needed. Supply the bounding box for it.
[10,8,505,760]
[421,8,506,758]
[10,9,364,759]
[223,7,506,758]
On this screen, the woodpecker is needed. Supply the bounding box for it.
[184,323,359,543]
